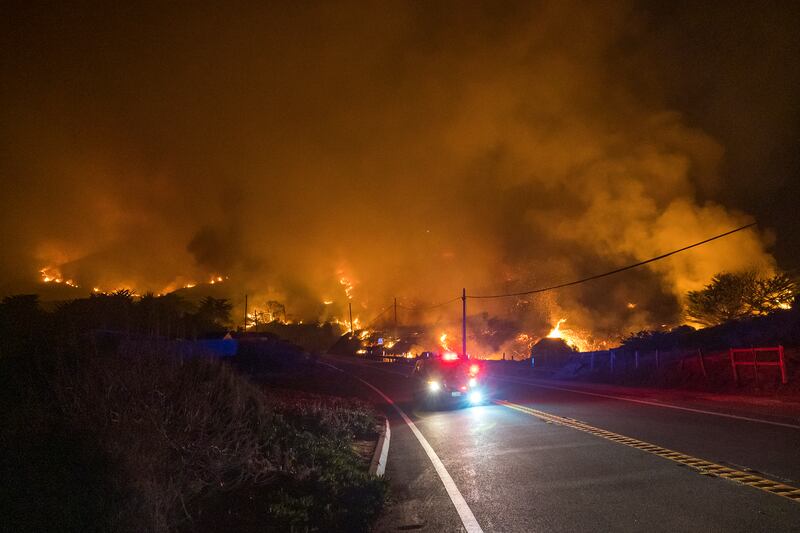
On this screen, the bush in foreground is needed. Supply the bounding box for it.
[0,352,386,532]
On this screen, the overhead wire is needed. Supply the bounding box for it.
[361,302,395,329]
[354,223,757,327]
[467,222,757,299]
[395,296,462,311]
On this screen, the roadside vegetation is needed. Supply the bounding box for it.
[0,294,387,532]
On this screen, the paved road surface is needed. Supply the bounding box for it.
[323,355,800,532]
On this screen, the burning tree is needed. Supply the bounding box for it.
[685,271,796,327]
[266,300,286,322]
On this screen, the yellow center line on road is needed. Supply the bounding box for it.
[496,400,800,503]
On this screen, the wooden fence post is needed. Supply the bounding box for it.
[698,348,707,378]
[635,350,639,370]
[730,348,739,384]
[750,347,759,387]
[779,345,788,384]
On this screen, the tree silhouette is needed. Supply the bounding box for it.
[686,271,796,327]
[192,297,233,337]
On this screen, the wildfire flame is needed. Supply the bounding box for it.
[39,267,78,288]
[330,316,362,333]
[38,267,230,296]
[547,318,566,339]
[339,276,354,299]
[246,308,293,329]
[439,332,450,351]
[543,318,598,352]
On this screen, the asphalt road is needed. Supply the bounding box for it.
[322,355,800,532]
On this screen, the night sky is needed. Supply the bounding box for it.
[1,1,798,343]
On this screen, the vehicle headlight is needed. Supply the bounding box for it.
[468,377,478,388]
[428,380,441,392]
[469,391,482,404]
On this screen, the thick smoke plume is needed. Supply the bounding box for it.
[1,1,793,352]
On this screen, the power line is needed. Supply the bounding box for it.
[362,302,395,329]
[355,297,459,333]
[396,296,462,311]
[468,222,758,299]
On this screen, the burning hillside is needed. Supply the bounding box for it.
[1,2,794,348]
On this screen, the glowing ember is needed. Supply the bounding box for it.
[323,300,333,305]
[627,302,637,309]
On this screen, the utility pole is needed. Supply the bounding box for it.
[349,302,354,335]
[244,294,248,331]
[393,297,398,334]
[462,288,467,357]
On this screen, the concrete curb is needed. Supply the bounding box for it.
[369,417,390,477]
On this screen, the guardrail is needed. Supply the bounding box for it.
[362,354,416,364]
[572,346,791,385]
[362,348,793,386]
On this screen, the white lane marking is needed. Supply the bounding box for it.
[493,375,800,430]
[322,361,484,533]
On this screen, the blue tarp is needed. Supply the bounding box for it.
[196,338,238,357]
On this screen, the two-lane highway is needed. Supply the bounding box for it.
[324,355,800,532]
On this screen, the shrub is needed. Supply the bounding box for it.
[1,352,386,532]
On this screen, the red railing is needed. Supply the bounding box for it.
[729,346,788,385]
